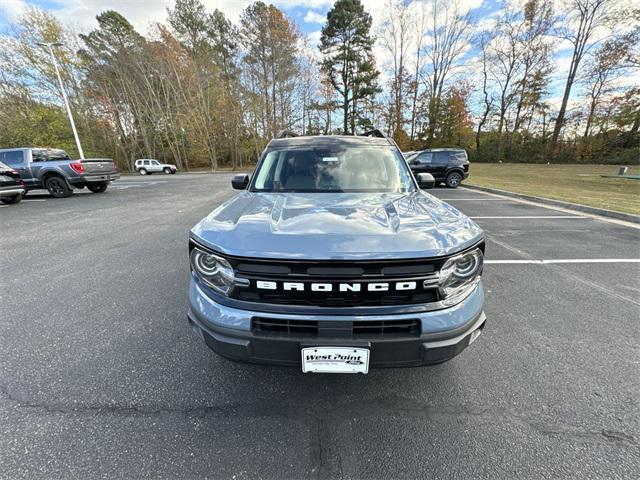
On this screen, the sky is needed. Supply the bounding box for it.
[0,0,637,119]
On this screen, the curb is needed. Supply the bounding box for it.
[463,184,640,224]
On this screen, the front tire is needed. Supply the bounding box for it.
[1,193,22,204]
[139,168,148,175]
[445,172,463,188]
[163,167,172,174]
[87,183,108,193]
[45,176,73,198]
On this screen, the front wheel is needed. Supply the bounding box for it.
[45,176,73,198]
[139,168,148,175]
[1,193,22,204]
[87,183,108,193]
[445,172,463,188]
[163,167,172,174]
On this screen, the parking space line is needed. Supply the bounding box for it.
[438,198,511,201]
[22,199,47,202]
[471,215,584,219]
[459,186,640,229]
[486,259,640,264]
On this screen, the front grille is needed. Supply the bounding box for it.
[189,239,485,309]
[252,318,319,336]
[229,257,443,308]
[237,290,438,307]
[352,319,421,337]
[252,318,421,339]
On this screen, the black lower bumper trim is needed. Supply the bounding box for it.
[188,312,485,368]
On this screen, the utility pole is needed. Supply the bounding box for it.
[37,42,85,159]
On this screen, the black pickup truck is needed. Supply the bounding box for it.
[0,148,119,198]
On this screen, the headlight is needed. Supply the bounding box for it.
[438,248,483,300]
[190,248,235,295]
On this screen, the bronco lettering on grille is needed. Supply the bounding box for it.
[255,281,419,292]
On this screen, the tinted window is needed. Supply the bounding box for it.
[434,152,449,164]
[416,152,433,164]
[0,151,24,166]
[252,145,415,193]
[32,149,71,162]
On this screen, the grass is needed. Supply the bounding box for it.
[466,163,640,215]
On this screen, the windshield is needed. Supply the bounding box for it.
[251,145,415,193]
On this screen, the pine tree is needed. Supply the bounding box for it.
[319,0,380,135]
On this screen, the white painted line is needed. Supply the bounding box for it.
[486,259,640,264]
[471,215,584,219]
[22,199,46,202]
[438,198,511,201]
[459,186,639,229]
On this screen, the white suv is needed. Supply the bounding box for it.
[134,159,177,175]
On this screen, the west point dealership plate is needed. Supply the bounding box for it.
[301,347,370,374]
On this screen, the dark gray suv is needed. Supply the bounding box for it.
[188,135,485,373]
[406,148,469,188]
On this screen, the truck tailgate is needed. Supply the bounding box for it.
[82,159,118,174]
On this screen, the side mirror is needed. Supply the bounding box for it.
[231,174,250,190]
[416,173,435,189]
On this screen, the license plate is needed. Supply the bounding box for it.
[301,347,369,374]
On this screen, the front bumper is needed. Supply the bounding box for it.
[188,277,486,368]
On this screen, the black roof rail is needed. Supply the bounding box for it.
[277,130,298,138]
[361,129,386,138]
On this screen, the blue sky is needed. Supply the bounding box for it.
[0,0,492,37]
[1,0,637,117]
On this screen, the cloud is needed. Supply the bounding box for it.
[7,0,332,33]
[304,10,326,25]
[307,29,322,47]
[0,0,29,23]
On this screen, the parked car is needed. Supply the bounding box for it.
[0,148,119,198]
[134,159,177,175]
[0,161,25,205]
[406,148,469,188]
[187,134,485,373]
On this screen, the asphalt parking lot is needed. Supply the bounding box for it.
[1,173,639,479]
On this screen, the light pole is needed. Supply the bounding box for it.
[37,42,85,159]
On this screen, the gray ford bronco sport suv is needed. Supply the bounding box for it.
[188,133,485,373]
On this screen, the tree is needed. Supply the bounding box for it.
[422,0,472,144]
[240,2,301,139]
[551,0,619,148]
[475,32,495,153]
[438,83,473,147]
[408,1,428,142]
[581,33,636,141]
[512,0,553,135]
[166,0,211,57]
[319,0,380,135]
[379,0,412,137]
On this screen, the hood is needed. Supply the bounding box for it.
[190,191,483,260]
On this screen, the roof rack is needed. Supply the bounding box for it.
[277,130,298,138]
[361,129,386,138]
